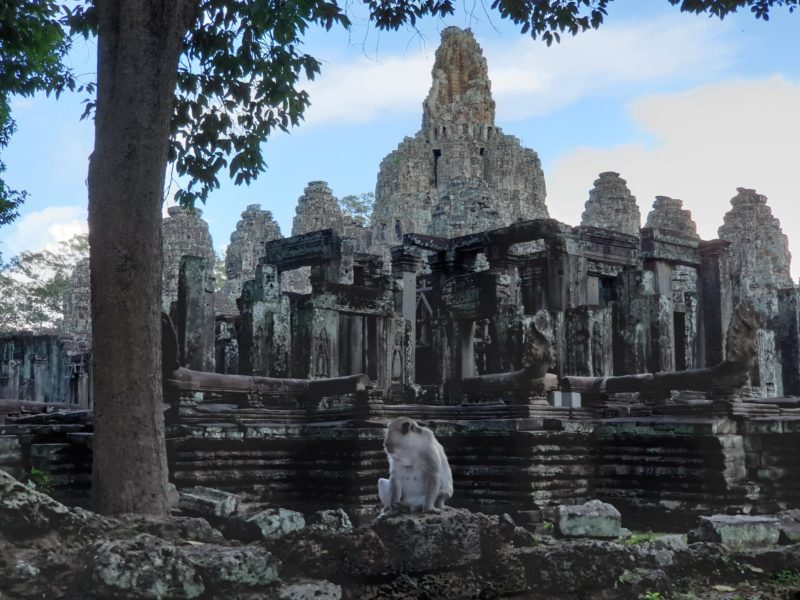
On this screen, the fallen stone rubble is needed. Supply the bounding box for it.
[3,471,800,599]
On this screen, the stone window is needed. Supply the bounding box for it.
[433,149,441,187]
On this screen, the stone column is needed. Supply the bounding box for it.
[7,360,19,400]
[248,263,291,378]
[349,316,364,375]
[177,255,216,372]
[390,247,422,383]
[459,320,476,379]
[644,260,675,373]
[546,234,586,311]
[32,356,47,403]
[697,240,732,368]
[78,371,90,409]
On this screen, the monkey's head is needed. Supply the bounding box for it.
[384,417,422,454]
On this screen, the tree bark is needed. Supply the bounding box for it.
[89,0,195,515]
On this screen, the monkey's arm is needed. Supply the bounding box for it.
[388,459,403,505]
[421,450,442,512]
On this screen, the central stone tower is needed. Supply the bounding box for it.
[370,27,548,249]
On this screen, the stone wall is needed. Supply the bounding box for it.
[0,335,69,404]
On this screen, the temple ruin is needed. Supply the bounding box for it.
[2,27,800,528]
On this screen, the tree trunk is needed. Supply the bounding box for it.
[88,0,195,515]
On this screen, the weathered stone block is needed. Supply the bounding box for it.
[246,507,306,540]
[776,509,800,544]
[278,580,342,600]
[0,470,110,535]
[307,508,353,533]
[182,544,280,589]
[372,509,483,572]
[86,533,204,599]
[556,499,621,539]
[688,515,780,548]
[178,487,241,519]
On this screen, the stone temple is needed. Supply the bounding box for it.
[2,27,800,528]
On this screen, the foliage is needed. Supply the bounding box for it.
[772,569,800,587]
[64,0,454,208]
[0,234,89,333]
[0,1,92,225]
[622,531,663,545]
[490,1,798,46]
[22,467,54,495]
[640,592,662,600]
[339,192,375,227]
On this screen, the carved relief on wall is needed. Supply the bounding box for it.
[592,321,604,377]
[391,328,404,382]
[314,327,330,378]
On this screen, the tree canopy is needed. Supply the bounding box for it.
[0,234,89,332]
[340,192,375,227]
[0,1,90,226]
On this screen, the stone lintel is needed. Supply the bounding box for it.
[639,227,701,266]
[263,229,343,272]
[698,238,732,257]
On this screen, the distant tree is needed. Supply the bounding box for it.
[213,249,227,292]
[339,192,375,227]
[0,234,89,332]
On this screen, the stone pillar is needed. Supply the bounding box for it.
[349,316,364,375]
[546,234,586,311]
[644,260,675,373]
[391,247,422,383]
[612,270,655,375]
[246,263,291,378]
[177,255,216,372]
[777,287,800,395]
[459,320,475,379]
[77,371,90,409]
[697,240,732,368]
[32,356,47,403]
[7,360,19,400]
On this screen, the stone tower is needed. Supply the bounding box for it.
[644,196,699,238]
[718,188,793,315]
[371,27,548,248]
[162,206,216,313]
[718,187,793,398]
[62,258,92,340]
[223,204,283,304]
[292,181,345,236]
[580,172,641,237]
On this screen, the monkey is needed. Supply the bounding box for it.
[377,417,453,514]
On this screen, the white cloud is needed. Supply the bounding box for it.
[1,205,87,257]
[303,52,432,125]
[546,76,800,279]
[490,15,734,121]
[303,14,734,126]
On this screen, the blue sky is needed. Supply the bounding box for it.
[2,0,799,278]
